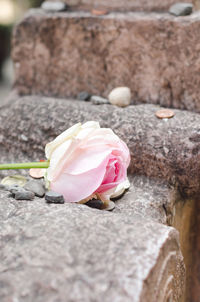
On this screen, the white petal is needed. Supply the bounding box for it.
[110,178,130,198]
[81,121,100,129]
[45,123,81,159]
[99,177,130,201]
[46,139,73,181]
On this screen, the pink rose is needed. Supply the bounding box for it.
[45,121,130,203]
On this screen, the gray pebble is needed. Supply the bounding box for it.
[24,180,45,197]
[14,191,35,200]
[85,199,104,210]
[103,201,115,211]
[77,91,91,101]
[91,96,109,105]
[41,1,68,12]
[169,3,193,16]
[9,186,26,195]
[0,184,6,190]
[45,191,65,204]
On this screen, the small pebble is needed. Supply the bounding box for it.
[77,91,91,101]
[20,134,28,142]
[24,180,45,197]
[9,185,26,195]
[45,191,65,204]
[41,1,68,12]
[91,96,109,105]
[103,201,115,211]
[14,191,35,200]
[108,87,131,107]
[85,199,104,210]
[169,3,193,16]
[0,184,6,190]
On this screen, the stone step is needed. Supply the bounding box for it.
[12,9,200,113]
[0,95,200,197]
[0,175,185,302]
[2,94,199,300]
[43,0,198,12]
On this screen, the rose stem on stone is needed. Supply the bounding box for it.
[0,161,49,170]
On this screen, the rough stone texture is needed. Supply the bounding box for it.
[0,184,185,302]
[190,195,200,302]
[45,0,198,12]
[12,10,200,113]
[1,96,200,197]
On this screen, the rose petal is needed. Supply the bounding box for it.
[81,121,100,129]
[46,139,73,181]
[45,123,81,159]
[98,177,130,201]
[51,156,110,202]
[57,147,111,176]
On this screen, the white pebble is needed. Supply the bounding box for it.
[108,87,131,107]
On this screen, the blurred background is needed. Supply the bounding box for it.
[0,0,43,100]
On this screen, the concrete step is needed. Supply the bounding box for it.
[1,95,200,197]
[12,9,200,112]
[44,0,198,12]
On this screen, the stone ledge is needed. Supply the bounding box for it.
[0,95,200,196]
[0,189,185,302]
[12,9,200,112]
[44,0,197,12]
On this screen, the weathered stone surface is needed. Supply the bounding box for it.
[45,0,198,12]
[12,10,200,112]
[1,95,200,197]
[0,185,185,302]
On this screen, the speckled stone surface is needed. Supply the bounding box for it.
[0,95,200,196]
[12,9,200,112]
[44,0,197,12]
[0,186,185,302]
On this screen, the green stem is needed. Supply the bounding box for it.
[0,161,50,170]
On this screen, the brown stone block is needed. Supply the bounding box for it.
[46,0,197,12]
[12,10,200,112]
[1,96,200,197]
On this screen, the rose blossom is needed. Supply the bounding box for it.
[45,121,130,203]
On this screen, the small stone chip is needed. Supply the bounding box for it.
[85,199,104,210]
[91,9,108,16]
[77,91,91,101]
[14,191,35,200]
[29,168,46,179]
[91,96,109,105]
[155,109,175,119]
[9,185,26,195]
[169,3,193,16]
[24,180,45,197]
[0,184,6,190]
[103,201,115,211]
[45,191,65,204]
